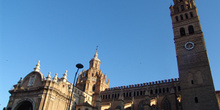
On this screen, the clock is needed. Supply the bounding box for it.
[185,42,194,50]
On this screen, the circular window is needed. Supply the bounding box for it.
[185,42,194,50]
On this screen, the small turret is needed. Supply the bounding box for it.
[61,70,67,82]
[53,73,58,82]
[46,72,51,80]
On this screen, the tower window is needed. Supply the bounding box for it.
[181,5,185,11]
[180,15,183,20]
[188,25,194,34]
[176,8,179,13]
[92,85,96,92]
[185,13,188,19]
[195,97,198,103]
[83,84,86,91]
[150,90,153,94]
[175,16,179,22]
[180,28,186,36]
[190,12,194,17]
[191,80,194,84]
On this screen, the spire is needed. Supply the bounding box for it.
[46,72,51,80]
[34,60,40,72]
[93,46,100,61]
[53,73,58,82]
[94,46,98,58]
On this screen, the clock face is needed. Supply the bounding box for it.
[185,42,194,50]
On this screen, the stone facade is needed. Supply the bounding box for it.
[6,0,220,110]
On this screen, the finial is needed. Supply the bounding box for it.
[53,73,58,82]
[34,60,40,72]
[61,70,67,82]
[94,46,98,58]
[18,77,23,85]
[46,72,51,80]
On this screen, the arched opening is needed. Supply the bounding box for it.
[190,12,194,17]
[92,84,96,92]
[195,97,199,103]
[180,15,183,20]
[180,28,186,36]
[185,13,188,19]
[181,5,185,11]
[175,16,179,22]
[162,98,171,110]
[16,101,33,110]
[83,84,86,91]
[188,25,194,34]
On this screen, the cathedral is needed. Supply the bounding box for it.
[5,0,220,110]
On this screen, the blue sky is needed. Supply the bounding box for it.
[1,0,220,109]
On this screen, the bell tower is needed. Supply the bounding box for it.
[76,49,109,96]
[170,0,219,110]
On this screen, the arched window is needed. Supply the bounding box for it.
[188,25,194,34]
[181,5,185,11]
[185,13,188,19]
[195,97,199,103]
[190,12,194,17]
[92,85,95,92]
[78,108,81,110]
[175,16,179,22]
[162,98,171,110]
[180,28,186,36]
[83,84,86,91]
[15,101,33,110]
[85,108,88,110]
[180,15,183,20]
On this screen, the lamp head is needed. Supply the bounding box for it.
[76,63,84,69]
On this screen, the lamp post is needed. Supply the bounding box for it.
[68,63,84,110]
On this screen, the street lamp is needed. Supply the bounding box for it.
[68,63,84,110]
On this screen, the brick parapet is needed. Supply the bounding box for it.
[104,78,179,91]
